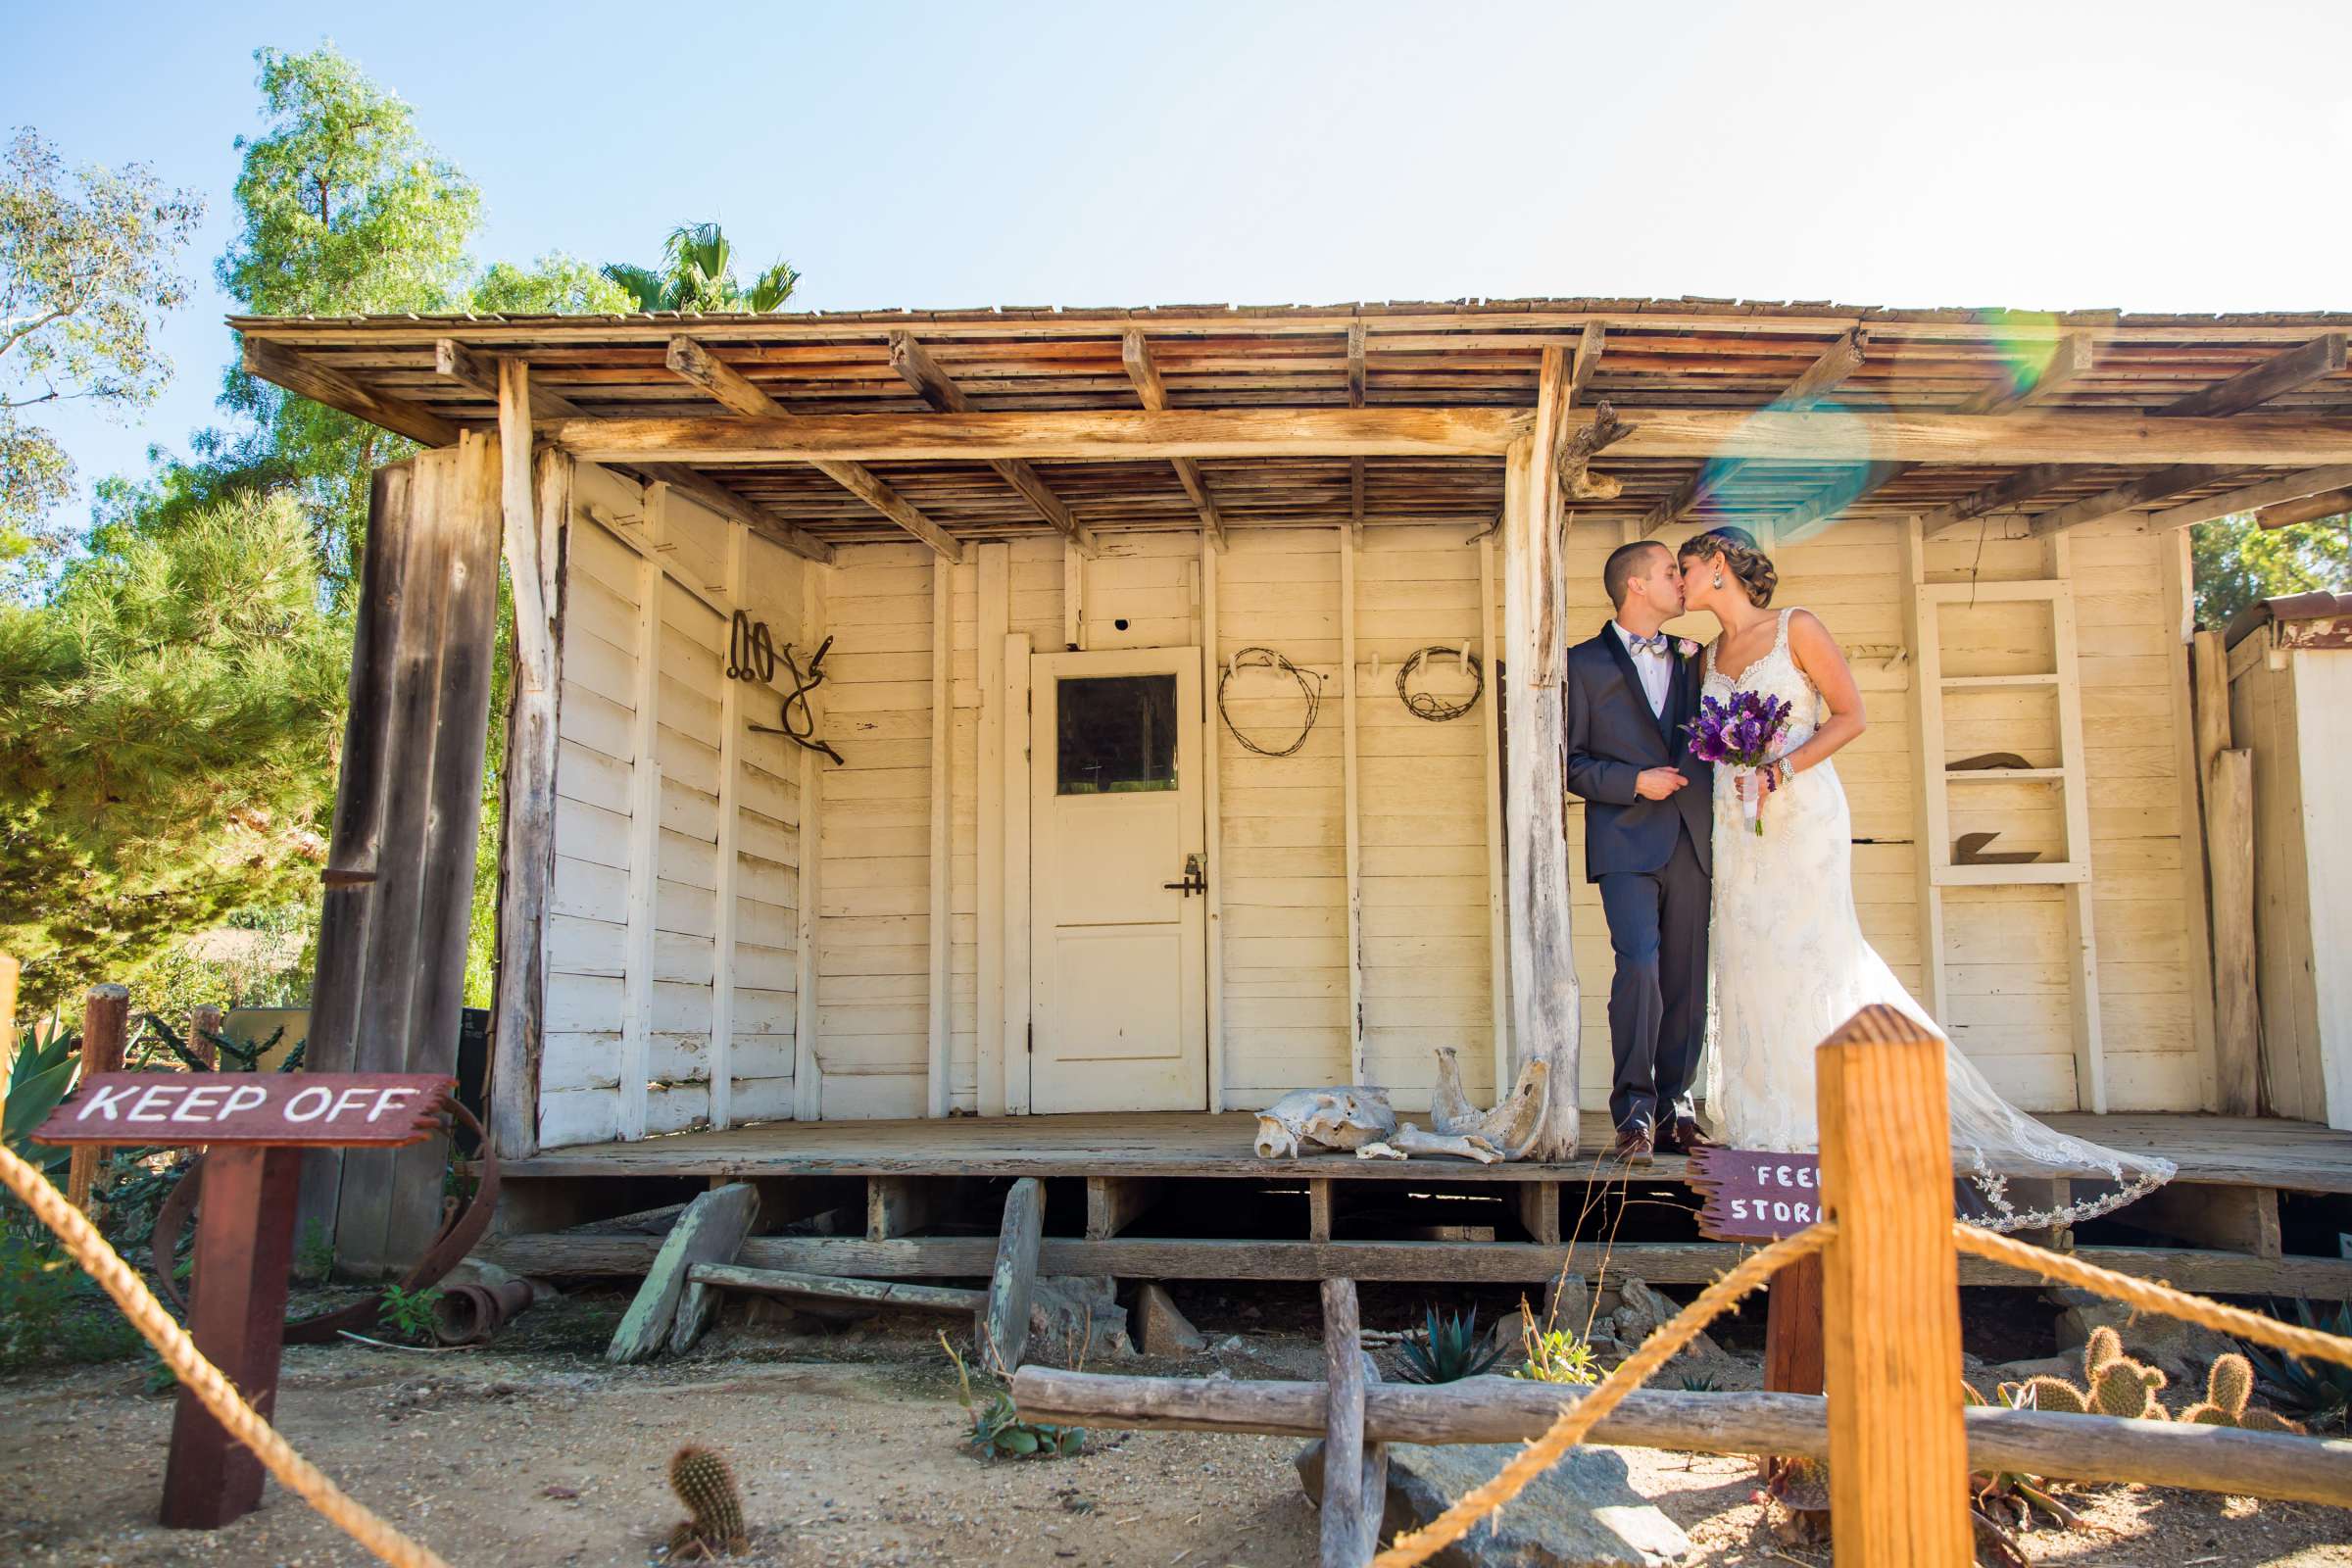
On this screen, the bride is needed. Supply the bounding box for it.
[1674,526,2172,1230]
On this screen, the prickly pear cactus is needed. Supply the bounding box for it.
[2009,1374,2090,1414]
[2082,1325,2126,1379]
[2088,1356,2170,1420]
[667,1445,749,1558]
[2180,1352,2305,1432]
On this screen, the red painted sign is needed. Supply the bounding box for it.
[1689,1147,1825,1241]
[32,1072,452,1149]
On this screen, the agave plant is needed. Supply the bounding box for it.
[4,1021,80,1185]
[1398,1304,1510,1385]
[2243,1298,2352,1428]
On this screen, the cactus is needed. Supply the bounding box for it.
[2179,1352,2306,1433]
[2006,1374,2090,1414]
[2088,1355,2170,1420]
[2082,1325,2125,1377]
[666,1445,749,1558]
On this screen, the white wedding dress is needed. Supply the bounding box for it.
[1702,609,2173,1230]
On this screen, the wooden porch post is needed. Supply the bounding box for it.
[1502,345,1581,1159]
[1818,1004,1972,1565]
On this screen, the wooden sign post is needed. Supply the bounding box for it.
[1690,1147,1828,1399]
[35,1071,452,1530]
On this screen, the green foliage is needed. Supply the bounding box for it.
[666,1445,750,1556]
[942,1333,1086,1459]
[1,127,205,585]
[294,1219,335,1284]
[0,1233,142,1369]
[0,491,347,1008]
[216,43,480,591]
[1398,1303,1510,1385]
[1511,1295,1599,1385]
[1677,1371,1723,1394]
[2243,1298,2352,1429]
[377,1284,445,1344]
[4,1018,79,1181]
[2191,511,2351,628]
[602,222,799,315]
[466,254,634,317]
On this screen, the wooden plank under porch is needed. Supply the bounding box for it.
[479,1108,2352,1298]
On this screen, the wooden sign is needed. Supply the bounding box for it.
[33,1072,451,1533]
[32,1072,451,1149]
[1688,1147,1824,1241]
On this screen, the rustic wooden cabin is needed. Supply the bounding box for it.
[236,299,2352,1297]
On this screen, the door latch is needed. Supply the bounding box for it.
[1162,853,1206,897]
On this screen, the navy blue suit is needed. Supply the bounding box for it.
[1563,623,1713,1134]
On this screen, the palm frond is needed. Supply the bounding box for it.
[598,262,673,314]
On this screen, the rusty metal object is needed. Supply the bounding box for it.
[430,1278,537,1345]
[149,1100,502,1343]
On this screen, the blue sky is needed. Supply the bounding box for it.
[11,0,2352,516]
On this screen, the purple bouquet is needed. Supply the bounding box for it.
[1683,691,1793,834]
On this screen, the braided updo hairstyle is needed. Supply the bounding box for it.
[1678,525,1778,608]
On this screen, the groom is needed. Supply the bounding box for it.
[1563,540,1714,1162]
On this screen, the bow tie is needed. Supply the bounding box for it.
[1627,632,1671,656]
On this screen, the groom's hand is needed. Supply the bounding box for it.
[1634,767,1689,800]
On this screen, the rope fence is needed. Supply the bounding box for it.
[0,1140,452,1568]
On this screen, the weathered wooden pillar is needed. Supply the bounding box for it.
[67,984,128,1213]
[300,436,505,1275]
[1318,1277,1386,1567]
[2192,629,2261,1115]
[1817,1004,1972,1566]
[1501,343,1581,1158]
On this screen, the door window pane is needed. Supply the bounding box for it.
[1057,674,1178,794]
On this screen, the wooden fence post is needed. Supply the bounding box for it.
[189,1004,223,1069]
[67,984,130,1213]
[1817,1004,1972,1566]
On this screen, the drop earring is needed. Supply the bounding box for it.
[1713,572,1725,590]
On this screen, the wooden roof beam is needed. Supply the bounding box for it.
[2257,485,2352,530]
[243,335,461,447]
[1643,327,1867,536]
[1121,329,1228,551]
[665,335,963,564]
[2148,465,2352,532]
[1778,332,2096,543]
[1348,321,1366,541]
[888,332,1098,557]
[2026,332,2350,538]
[436,339,832,564]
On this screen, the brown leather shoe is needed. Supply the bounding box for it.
[1657,1115,1713,1156]
[1611,1121,1655,1164]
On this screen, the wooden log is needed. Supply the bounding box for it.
[1008,1369,2352,1509]
[686,1261,986,1314]
[1319,1279,1381,1568]
[2205,750,2263,1116]
[67,985,129,1213]
[478,1231,2352,1298]
[1817,1004,1973,1565]
[983,1176,1045,1373]
[866,1175,935,1241]
[1085,1176,1161,1241]
[607,1181,760,1364]
[548,406,2352,469]
[2256,484,2352,530]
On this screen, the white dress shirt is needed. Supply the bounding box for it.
[1612,621,1675,717]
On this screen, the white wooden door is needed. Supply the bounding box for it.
[1028,648,1208,1112]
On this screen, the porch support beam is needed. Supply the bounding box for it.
[1348,321,1366,543]
[1643,326,1867,536]
[1120,330,1229,550]
[2257,485,2352,529]
[244,336,461,447]
[2148,464,2352,532]
[888,332,1099,557]
[548,406,2352,468]
[1501,346,1582,1160]
[664,335,964,564]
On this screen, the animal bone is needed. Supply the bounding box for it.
[1253,1086,1396,1159]
[1372,1123,1503,1164]
[1429,1048,1550,1161]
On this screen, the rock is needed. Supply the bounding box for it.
[1987,1353,2080,1392]
[1028,1277,1133,1362]
[1132,1284,1207,1356]
[1299,1440,1693,1567]
[1544,1274,1592,1339]
[1610,1280,1674,1347]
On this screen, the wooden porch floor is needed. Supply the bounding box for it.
[496,1108,2352,1194]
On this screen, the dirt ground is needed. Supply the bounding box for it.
[1,1287,2348,1568]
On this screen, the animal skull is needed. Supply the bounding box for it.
[1253,1086,1396,1158]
